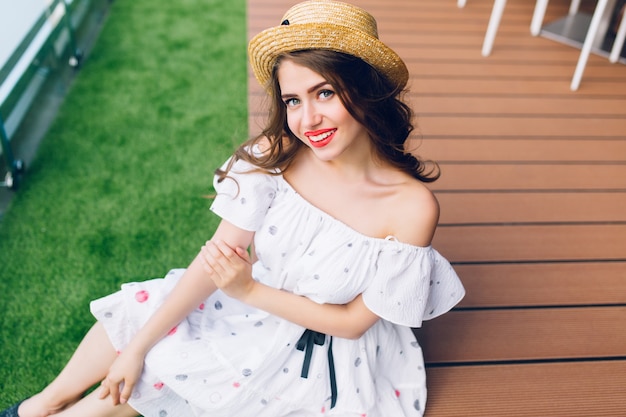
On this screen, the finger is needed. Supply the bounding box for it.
[235,246,252,263]
[215,240,236,256]
[120,381,134,405]
[200,243,222,274]
[98,380,110,399]
[211,241,245,270]
[200,248,215,274]
[108,378,121,405]
[205,242,229,271]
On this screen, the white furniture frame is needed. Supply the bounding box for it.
[461,0,626,90]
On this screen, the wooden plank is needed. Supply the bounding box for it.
[415,307,626,363]
[453,261,626,307]
[432,224,626,263]
[436,192,626,224]
[408,78,626,95]
[384,33,556,49]
[400,44,591,61]
[423,361,626,417]
[411,96,626,116]
[411,60,626,78]
[430,164,626,191]
[415,138,626,162]
[419,115,626,137]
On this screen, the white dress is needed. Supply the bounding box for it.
[90,155,465,417]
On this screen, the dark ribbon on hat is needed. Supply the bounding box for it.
[296,329,337,408]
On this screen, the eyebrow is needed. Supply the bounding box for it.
[281,81,330,100]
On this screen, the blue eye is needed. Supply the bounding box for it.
[284,98,300,107]
[319,90,334,99]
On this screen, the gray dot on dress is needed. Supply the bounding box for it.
[254,321,263,327]
[354,357,362,367]
[242,368,252,377]
[283,367,289,373]
[104,312,113,318]
[347,243,353,247]
[214,301,223,310]
[414,399,421,411]
[261,399,268,405]
[268,225,278,235]
[240,197,246,204]
[313,274,320,280]
[344,267,349,273]
[411,341,419,348]
[159,410,168,417]
[175,374,188,381]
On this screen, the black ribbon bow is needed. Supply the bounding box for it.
[296,329,337,409]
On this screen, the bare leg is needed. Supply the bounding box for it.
[18,322,119,417]
[41,390,139,417]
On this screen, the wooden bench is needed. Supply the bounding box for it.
[248,0,626,415]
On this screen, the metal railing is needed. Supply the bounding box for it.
[0,0,87,190]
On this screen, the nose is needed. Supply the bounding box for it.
[302,101,322,128]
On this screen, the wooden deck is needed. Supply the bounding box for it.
[247,0,626,415]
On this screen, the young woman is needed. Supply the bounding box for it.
[2,1,464,416]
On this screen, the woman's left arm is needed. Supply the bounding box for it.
[201,240,379,339]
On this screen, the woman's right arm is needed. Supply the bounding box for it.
[100,219,254,405]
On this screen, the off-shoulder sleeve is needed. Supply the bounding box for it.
[210,156,278,232]
[362,246,465,328]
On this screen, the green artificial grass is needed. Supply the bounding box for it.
[0,0,247,405]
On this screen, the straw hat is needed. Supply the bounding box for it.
[248,0,409,90]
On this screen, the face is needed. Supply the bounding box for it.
[277,59,370,162]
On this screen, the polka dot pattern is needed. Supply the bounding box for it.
[89,155,464,417]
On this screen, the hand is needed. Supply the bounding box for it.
[201,240,254,301]
[99,348,145,405]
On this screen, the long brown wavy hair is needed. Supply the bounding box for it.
[216,49,439,183]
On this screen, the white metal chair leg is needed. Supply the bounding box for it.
[482,0,507,56]
[531,0,549,36]
[458,0,467,8]
[609,5,626,63]
[569,0,581,15]
[571,0,610,90]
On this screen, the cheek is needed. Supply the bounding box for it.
[286,112,299,134]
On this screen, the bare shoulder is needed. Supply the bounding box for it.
[389,178,440,247]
